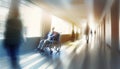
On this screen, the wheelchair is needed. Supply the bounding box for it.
[37,33,61,55]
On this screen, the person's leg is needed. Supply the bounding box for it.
[6,44,21,69]
[5,45,17,61]
[87,34,89,44]
[43,40,53,54]
[37,39,44,49]
[86,35,88,44]
[41,40,49,50]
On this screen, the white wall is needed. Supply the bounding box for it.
[105,11,111,46]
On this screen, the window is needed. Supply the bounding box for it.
[20,4,42,37]
[0,1,43,38]
[51,15,72,34]
[0,7,8,38]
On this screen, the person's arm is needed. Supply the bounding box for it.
[47,32,52,40]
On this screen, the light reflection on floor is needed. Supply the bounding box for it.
[0,34,120,69]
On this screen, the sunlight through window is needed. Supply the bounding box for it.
[51,15,72,34]
[20,4,42,37]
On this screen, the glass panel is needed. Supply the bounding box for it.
[0,0,43,38]
[51,15,72,34]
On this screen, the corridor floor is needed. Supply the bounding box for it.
[0,35,120,69]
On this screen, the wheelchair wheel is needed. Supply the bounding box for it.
[56,43,61,52]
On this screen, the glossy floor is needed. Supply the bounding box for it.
[0,35,120,69]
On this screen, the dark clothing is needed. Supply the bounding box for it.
[4,18,23,48]
[85,24,90,44]
[52,32,60,42]
[4,18,23,69]
[6,44,19,62]
[85,25,90,35]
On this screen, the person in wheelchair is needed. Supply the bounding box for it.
[36,27,59,53]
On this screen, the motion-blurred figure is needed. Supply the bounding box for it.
[3,0,23,69]
[94,30,96,35]
[36,27,56,52]
[85,23,90,44]
[90,30,92,37]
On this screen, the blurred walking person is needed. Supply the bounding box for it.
[3,0,23,69]
[85,23,90,44]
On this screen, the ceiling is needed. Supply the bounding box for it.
[0,0,109,27]
[28,0,93,26]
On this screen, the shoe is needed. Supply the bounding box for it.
[50,51,53,55]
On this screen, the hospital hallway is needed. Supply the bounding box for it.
[0,34,120,69]
[1,0,120,69]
